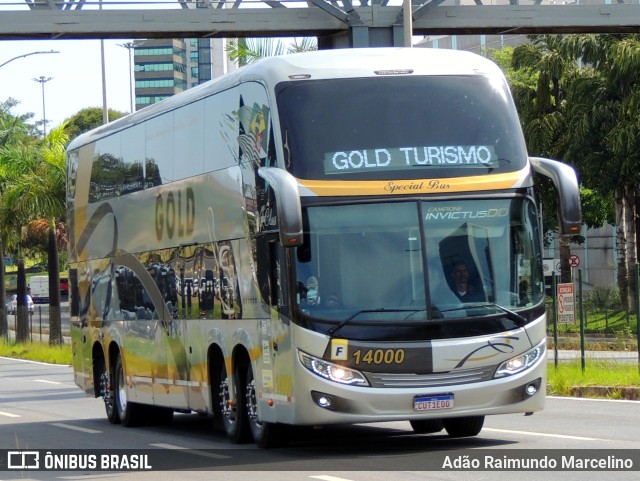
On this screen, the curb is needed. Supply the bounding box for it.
[569,385,640,400]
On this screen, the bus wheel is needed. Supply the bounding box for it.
[409,419,444,434]
[102,369,120,424]
[114,354,145,427]
[442,416,485,438]
[219,362,250,443]
[245,365,288,448]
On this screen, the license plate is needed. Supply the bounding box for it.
[414,393,454,411]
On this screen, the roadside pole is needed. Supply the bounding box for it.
[579,268,585,372]
[552,272,558,369]
[636,264,640,374]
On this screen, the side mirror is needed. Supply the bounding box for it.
[257,167,303,247]
[530,157,582,235]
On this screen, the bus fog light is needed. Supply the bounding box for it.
[521,378,542,399]
[311,391,336,410]
[495,340,546,378]
[299,351,369,386]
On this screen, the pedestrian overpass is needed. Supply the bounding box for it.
[1,1,639,48]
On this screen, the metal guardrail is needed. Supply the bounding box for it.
[548,269,640,371]
[4,303,71,343]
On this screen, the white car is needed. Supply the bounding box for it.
[5,294,35,315]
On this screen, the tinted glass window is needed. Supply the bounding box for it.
[277,76,527,180]
[174,101,204,179]
[145,113,174,186]
[90,134,144,202]
[295,198,543,339]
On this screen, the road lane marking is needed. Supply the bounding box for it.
[0,355,69,366]
[150,443,231,459]
[51,422,102,434]
[0,410,21,418]
[34,379,64,385]
[310,476,355,481]
[484,428,602,441]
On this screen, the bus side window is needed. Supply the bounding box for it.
[256,234,281,308]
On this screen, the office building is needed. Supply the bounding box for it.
[133,38,231,111]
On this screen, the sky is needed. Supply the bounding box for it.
[0,39,134,129]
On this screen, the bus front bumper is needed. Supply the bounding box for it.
[288,355,546,426]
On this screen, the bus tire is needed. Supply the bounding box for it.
[114,354,146,427]
[409,419,444,434]
[220,361,250,443]
[245,365,288,448]
[103,366,120,425]
[442,416,485,438]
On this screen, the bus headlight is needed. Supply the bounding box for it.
[494,340,545,378]
[298,351,369,386]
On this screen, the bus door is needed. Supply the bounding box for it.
[155,243,195,409]
[176,243,208,412]
[256,233,292,410]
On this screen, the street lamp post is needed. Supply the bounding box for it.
[0,50,59,69]
[118,41,137,113]
[32,76,53,138]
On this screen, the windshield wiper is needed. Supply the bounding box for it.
[440,303,527,327]
[326,308,422,338]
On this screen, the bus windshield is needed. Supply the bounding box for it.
[295,198,543,337]
[277,75,528,181]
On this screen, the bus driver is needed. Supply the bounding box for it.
[450,261,483,302]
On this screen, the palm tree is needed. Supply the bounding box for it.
[0,104,37,341]
[226,37,317,67]
[0,123,68,343]
[0,98,36,148]
[562,34,640,310]
[511,35,579,284]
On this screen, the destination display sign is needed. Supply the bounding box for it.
[323,145,498,175]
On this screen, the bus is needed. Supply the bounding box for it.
[66,48,581,448]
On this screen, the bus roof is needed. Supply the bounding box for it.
[67,48,504,151]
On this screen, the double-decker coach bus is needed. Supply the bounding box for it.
[67,48,581,448]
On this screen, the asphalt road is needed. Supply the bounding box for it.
[1,357,639,481]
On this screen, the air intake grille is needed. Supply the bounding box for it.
[365,365,496,388]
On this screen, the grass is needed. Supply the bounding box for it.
[0,339,72,365]
[548,336,638,351]
[547,359,640,398]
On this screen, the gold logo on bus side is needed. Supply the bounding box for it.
[155,187,195,241]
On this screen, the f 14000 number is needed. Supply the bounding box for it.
[353,348,405,365]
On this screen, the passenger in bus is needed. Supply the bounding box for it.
[449,261,483,302]
[305,276,320,305]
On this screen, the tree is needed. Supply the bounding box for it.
[24,219,65,344]
[64,107,126,141]
[0,123,68,343]
[226,37,317,67]
[0,98,37,147]
[561,34,640,310]
[0,99,39,340]
[507,37,581,284]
